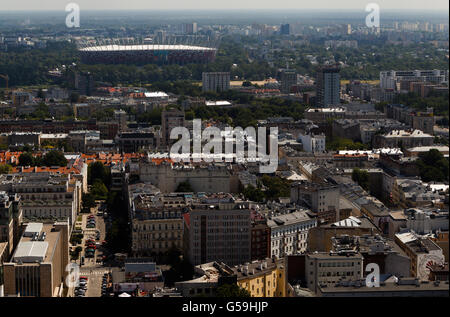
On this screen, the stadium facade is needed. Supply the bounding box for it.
[79,44,217,65]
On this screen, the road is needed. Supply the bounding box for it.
[68,202,111,297]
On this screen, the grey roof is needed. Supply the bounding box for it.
[12,241,48,263]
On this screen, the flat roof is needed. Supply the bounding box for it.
[11,223,60,264]
[23,222,43,237]
[12,241,48,263]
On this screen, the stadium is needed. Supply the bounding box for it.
[79,44,217,65]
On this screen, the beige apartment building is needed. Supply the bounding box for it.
[139,161,239,193]
[2,221,69,297]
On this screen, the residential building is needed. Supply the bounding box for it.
[186,202,251,266]
[139,161,238,193]
[280,70,297,94]
[305,252,364,293]
[0,173,81,228]
[395,231,445,280]
[298,131,326,153]
[267,209,316,259]
[373,129,434,149]
[202,72,230,93]
[130,194,184,257]
[161,108,185,147]
[2,221,69,297]
[316,64,341,107]
[291,182,340,217]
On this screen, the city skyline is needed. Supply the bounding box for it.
[0,0,448,11]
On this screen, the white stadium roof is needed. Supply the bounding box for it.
[80,44,216,52]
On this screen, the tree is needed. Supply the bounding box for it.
[0,164,12,174]
[176,180,193,192]
[82,193,96,210]
[352,168,369,191]
[18,152,34,166]
[416,149,449,182]
[42,150,67,166]
[91,179,108,200]
[242,184,265,202]
[216,284,251,297]
[88,162,110,186]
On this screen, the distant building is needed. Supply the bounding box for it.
[291,182,340,216]
[280,24,290,35]
[202,72,230,93]
[161,108,185,147]
[316,64,341,107]
[298,131,326,153]
[373,129,434,149]
[280,70,297,94]
[380,70,448,90]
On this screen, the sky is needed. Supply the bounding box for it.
[0,0,448,11]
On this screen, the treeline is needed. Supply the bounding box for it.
[0,41,79,86]
[394,91,449,117]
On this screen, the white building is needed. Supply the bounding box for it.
[299,132,326,153]
[268,210,316,258]
[380,70,449,90]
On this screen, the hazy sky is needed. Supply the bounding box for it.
[0,0,448,11]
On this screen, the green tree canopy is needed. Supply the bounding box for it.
[216,284,251,297]
[416,149,449,182]
[18,152,34,166]
[42,150,67,166]
[352,168,369,191]
[91,179,108,200]
[0,164,12,174]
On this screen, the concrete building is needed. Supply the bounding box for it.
[176,258,287,297]
[316,64,341,107]
[331,234,411,278]
[380,70,448,90]
[202,72,230,93]
[305,252,364,293]
[395,231,445,280]
[317,277,449,297]
[404,145,449,158]
[0,192,22,255]
[185,202,251,266]
[2,221,69,297]
[291,182,340,219]
[112,259,164,295]
[280,70,297,94]
[373,129,434,149]
[298,131,326,153]
[139,161,238,193]
[267,209,316,259]
[115,129,159,153]
[161,108,185,147]
[130,194,184,257]
[0,173,81,228]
